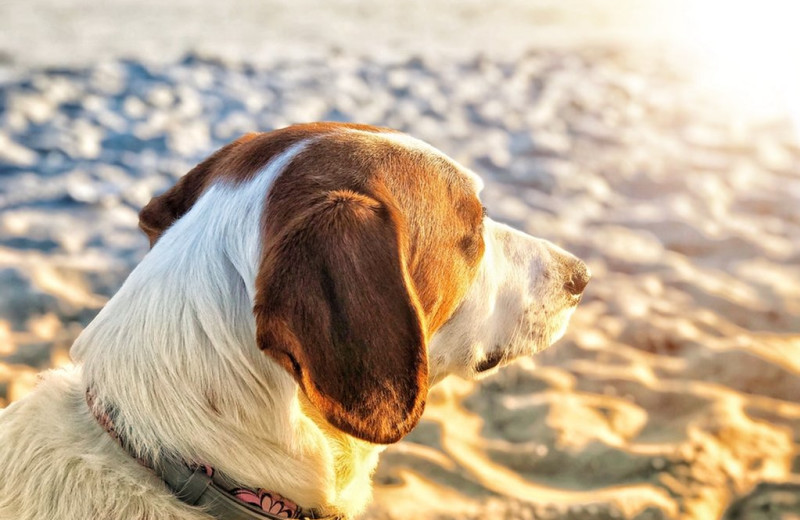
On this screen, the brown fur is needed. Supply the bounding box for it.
[254,188,426,444]
[139,123,398,245]
[138,123,485,444]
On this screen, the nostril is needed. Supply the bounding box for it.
[564,261,591,295]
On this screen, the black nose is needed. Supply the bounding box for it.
[564,260,591,295]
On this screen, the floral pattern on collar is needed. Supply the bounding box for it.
[87,390,308,519]
[199,464,302,519]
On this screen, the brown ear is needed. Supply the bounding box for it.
[138,133,258,246]
[255,190,428,444]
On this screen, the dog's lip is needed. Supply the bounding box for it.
[475,350,507,372]
[477,341,560,373]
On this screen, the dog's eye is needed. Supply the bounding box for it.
[481,206,488,218]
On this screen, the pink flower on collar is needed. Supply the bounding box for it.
[232,488,300,518]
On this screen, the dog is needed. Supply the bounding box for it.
[0,122,590,519]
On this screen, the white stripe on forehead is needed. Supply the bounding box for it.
[349,129,485,194]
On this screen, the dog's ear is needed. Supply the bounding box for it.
[138,133,258,246]
[255,189,428,444]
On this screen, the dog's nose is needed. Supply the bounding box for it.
[564,260,591,295]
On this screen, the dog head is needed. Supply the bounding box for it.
[139,123,589,445]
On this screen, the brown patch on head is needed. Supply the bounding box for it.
[138,123,399,246]
[377,142,486,331]
[255,130,485,443]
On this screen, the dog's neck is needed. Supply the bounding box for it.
[72,180,382,517]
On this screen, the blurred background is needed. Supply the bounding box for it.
[1,1,799,518]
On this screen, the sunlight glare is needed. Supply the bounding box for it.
[679,0,800,128]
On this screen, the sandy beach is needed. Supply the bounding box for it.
[1,2,799,518]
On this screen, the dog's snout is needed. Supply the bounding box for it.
[564,260,591,295]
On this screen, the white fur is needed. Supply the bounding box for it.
[0,131,584,520]
[429,220,581,383]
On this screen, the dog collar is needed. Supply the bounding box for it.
[86,390,341,520]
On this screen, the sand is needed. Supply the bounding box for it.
[1,2,800,519]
